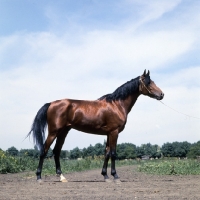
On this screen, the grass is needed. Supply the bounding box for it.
[1,150,200,176]
[138,159,200,175]
[0,151,138,175]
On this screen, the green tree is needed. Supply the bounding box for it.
[117,143,136,159]
[136,143,161,158]
[136,146,145,158]
[82,147,87,158]
[162,142,191,158]
[85,145,95,158]
[124,143,136,159]
[117,143,127,159]
[19,145,40,158]
[187,141,200,158]
[7,146,19,156]
[94,143,104,156]
[161,142,174,157]
[60,150,70,159]
[69,147,82,159]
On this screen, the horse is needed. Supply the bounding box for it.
[27,69,164,183]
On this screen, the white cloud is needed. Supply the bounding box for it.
[0,1,200,151]
[127,0,182,28]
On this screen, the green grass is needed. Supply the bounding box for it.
[42,158,138,175]
[138,159,200,175]
[1,150,200,176]
[0,150,138,174]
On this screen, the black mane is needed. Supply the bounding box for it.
[98,76,140,102]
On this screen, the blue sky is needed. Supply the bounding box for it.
[0,0,199,151]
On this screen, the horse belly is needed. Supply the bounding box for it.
[71,114,124,135]
[71,118,108,135]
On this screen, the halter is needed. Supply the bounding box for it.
[139,76,153,95]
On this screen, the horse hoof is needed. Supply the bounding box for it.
[60,174,68,182]
[37,179,43,184]
[114,178,121,184]
[61,178,68,183]
[104,178,112,183]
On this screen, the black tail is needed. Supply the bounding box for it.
[27,103,51,154]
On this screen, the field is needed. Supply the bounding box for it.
[0,164,200,199]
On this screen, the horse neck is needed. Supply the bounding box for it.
[120,92,140,114]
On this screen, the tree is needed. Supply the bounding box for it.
[85,145,95,158]
[161,141,191,158]
[187,141,200,158]
[117,143,136,159]
[60,150,70,159]
[94,143,105,156]
[7,146,19,156]
[161,142,174,157]
[19,145,40,158]
[135,143,161,158]
[69,147,82,159]
[124,143,136,159]
[136,146,145,158]
[117,143,127,159]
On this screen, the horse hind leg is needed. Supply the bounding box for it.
[53,126,71,182]
[36,133,57,182]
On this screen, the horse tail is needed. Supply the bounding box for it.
[27,103,51,154]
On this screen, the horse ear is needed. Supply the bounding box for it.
[143,69,146,76]
[147,70,150,76]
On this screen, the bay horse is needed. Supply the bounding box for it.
[27,70,164,183]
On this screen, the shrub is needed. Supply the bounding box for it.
[138,159,200,175]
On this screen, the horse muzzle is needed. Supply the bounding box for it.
[156,92,164,100]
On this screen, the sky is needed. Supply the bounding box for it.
[0,0,200,151]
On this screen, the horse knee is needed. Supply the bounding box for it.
[105,151,111,159]
[111,151,116,160]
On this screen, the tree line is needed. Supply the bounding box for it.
[2,140,200,160]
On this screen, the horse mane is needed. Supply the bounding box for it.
[98,76,140,102]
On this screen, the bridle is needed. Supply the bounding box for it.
[139,76,153,95]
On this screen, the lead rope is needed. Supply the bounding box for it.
[140,77,200,119]
[159,101,200,120]
[139,77,153,95]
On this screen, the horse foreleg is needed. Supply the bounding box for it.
[101,150,111,182]
[109,131,121,183]
[101,136,112,182]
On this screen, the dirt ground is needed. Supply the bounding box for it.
[0,165,200,200]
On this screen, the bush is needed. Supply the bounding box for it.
[0,150,38,173]
[138,159,200,175]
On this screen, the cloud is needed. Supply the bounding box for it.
[0,1,200,150]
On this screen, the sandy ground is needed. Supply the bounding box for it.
[0,166,200,199]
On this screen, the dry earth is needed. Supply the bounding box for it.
[0,166,200,199]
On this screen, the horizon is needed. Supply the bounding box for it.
[2,139,199,152]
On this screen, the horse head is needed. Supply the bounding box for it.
[139,70,164,100]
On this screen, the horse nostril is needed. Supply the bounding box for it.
[161,93,164,97]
